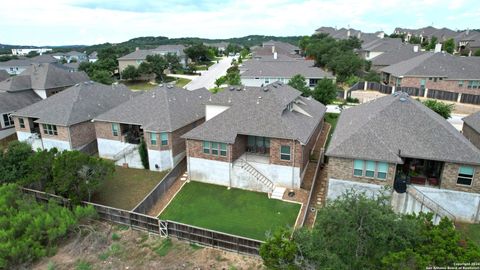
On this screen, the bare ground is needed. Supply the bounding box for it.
[32,221,264,270]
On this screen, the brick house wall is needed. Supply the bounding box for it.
[440,162,480,193]
[396,76,479,95]
[270,138,302,168]
[39,124,69,142]
[328,157,396,186]
[95,121,121,141]
[13,116,35,133]
[118,59,140,74]
[187,139,231,162]
[69,121,97,148]
[463,123,480,150]
[231,135,248,162]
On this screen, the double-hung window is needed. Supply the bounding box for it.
[42,124,58,135]
[377,162,388,179]
[150,133,157,145]
[160,132,168,145]
[112,123,119,136]
[353,160,364,176]
[220,143,227,156]
[280,145,291,161]
[457,166,474,186]
[211,142,219,155]
[203,141,227,156]
[203,141,210,154]
[2,113,13,127]
[365,161,376,177]
[19,118,25,128]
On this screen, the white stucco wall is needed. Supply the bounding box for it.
[33,89,47,99]
[327,178,385,201]
[17,131,45,151]
[241,77,289,87]
[42,138,71,151]
[148,149,173,171]
[173,151,185,167]
[0,127,15,140]
[189,157,231,186]
[97,138,143,169]
[205,105,230,121]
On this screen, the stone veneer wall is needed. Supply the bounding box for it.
[328,157,396,186]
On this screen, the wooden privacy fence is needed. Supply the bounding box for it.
[21,187,263,256]
[132,158,187,214]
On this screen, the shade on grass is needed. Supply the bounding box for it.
[159,181,300,240]
[325,112,339,148]
[91,166,168,210]
[457,223,480,246]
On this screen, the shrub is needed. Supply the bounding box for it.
[139,139,149,169]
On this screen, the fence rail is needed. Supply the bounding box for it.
[132,158,187,214]
[21,186,263,256]
[407,185,456,221]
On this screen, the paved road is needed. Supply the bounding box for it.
[447,114,467,131]
[185,57,234,90]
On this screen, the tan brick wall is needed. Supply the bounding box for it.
[462,124,480,150]
[40,124,69,142]
[440,162,480,193]
[119,60,140,73]
[13,116,34,133]
[186,139,230,162]
[171,118,205,156]
[145,132,170,151]
[69,121,97,148]
[399,77,479,95]
[327,157,396,186]
[231,135,247,162]
[270,138,302,168]
[94,121,121,141]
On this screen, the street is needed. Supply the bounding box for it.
[184,56,234,90]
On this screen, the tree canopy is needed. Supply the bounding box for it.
[311,78,337,105]
[443,38,456,54]
[287,74,310,96]
[422,99,454,119]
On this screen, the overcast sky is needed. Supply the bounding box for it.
[1,0,479,46]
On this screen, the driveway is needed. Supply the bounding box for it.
[185,57,234,90]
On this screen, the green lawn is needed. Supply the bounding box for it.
[174,77,191,88]
[121,80,158,91]
[325,112,339,148]
[91,167,168,210]
[456,223,480,246]
[159,181,300,240]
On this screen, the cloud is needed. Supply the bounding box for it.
[0,0,478,46]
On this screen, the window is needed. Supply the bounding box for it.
[354,160,364,176]
[2,113,13,127]
[111,123,119,136]
[19,118,25,128]
[468,81,474,89]
[220,143,227,156]
[457,166,474,186]
[265,78,270,84]
[459,80,464,87]
[42,124,58,135]
[150,133,157,145]
[211,142,219,155]
[365,161,375,177]
[160,132,168,145]
[377,162,388,180]
[428,77,433,81]
[280,145,291,161]
[203,141,210,154]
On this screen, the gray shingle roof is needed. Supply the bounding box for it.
[118,45,186,60]
[12,82,136,126]
[381,52,480,80]
[94,85,210,132]
[0,70,9,81]
[0,91,41,114]
[371,44,426,67]
[0,75,32,92]
[241,59,334,79]
[326,93,480,165]
[0,55,59,68]
[361,38,403,52]
[463,112,480,134]
[182,83,326,144]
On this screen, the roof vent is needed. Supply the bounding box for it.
[159,84,164,87]
[399,97,406,102]
[75,83,79,87]
[229,86,235,91]
[263,87,269,92]
[236,87,242,91]
[272,84,277,88]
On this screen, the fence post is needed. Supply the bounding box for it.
[424,88,428,98]
[363,81,368,91]
[457,93,462,103]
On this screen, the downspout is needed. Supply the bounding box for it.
[229,143,232,189]
[67,126,73,150]
[186,140,191,181]
[291,139,296,189]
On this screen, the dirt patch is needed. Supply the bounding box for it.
[147,173,187,217]
[32,221,264,270]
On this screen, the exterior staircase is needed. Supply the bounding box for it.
[238,159,275,193]
[113,144,139,161]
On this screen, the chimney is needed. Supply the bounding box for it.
[466,28,470,35]
[135,47,139,51]
[347,30,351,37]
[273,52,277,60]
[271,45,275,53]
[413,45,419,52]
[378,32,385,39]
[434,43,442,53]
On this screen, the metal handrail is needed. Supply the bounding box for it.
[407,185,456,221]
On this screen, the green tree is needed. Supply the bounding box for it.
[409,36,422,44]
[215,76,227,87]
[0,183,96,269]
[164,53,181,72]
[91,70,113,84]
[426,36,438,50]
[288,74,310,96]
[474,50,480,56]
[26,51,39,58]
[138,139,149,169]
[22,148,58,191]
[298,36,310,55]
[0,141,33,184]
[443,38,456,54]
[121,65,140,80]
[139,54,169,82]
[364,70,381,82]
[184,43,211,62]
[311,78,338,105]
[260,227,299,270]
[49,151,114,203]
[327,51,364,82]
[422,99,454,119]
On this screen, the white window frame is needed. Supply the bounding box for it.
[2,113,14,128]
[457,166,475,186]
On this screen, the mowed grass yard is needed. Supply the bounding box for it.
[456,223,480,246]
[91,167,168,210]
[159,181,301,240]
[325,112,339,148]
[121,80,158,91]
